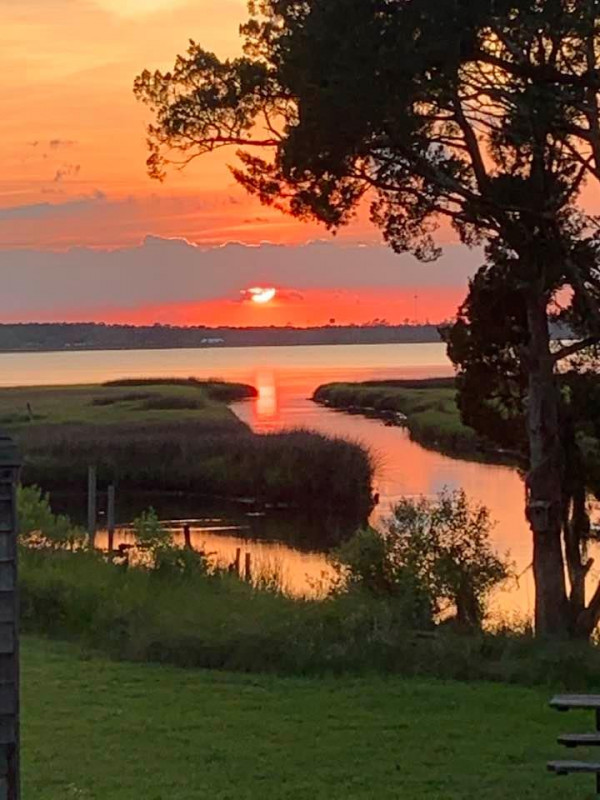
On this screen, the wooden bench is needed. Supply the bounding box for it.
[549,695,600,793]
[548,760,600,775]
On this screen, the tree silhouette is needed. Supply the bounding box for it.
[135,0,600,637]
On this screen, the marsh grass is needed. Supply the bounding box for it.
[19,424,374,529]
[3,379,374,537]
[140,395,206,411]
[19,547,600,687]
[314,380,508,462]
[91,392,154,406]
[0,382,242,427]
[103,377,258,403]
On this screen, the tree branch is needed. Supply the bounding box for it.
[553,337,600,363]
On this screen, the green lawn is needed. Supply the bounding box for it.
[22,636,590,799]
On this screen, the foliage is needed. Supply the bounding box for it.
[132,507,172,550]
[0,321,446,353]
[19,424,374,542]
[131,507,213,577]
[0,381,250,430]
[2,382,375,541]
[18,547,600,694]
[103,377,257,403]
[133,0,600,277]
[335,491,510,630]
[331,528,434,630]
[446,264,600,637]
[17,485,84,550]
[133,0,600,637]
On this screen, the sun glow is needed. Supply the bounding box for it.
[248,287,277,304]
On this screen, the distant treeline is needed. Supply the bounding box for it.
[0,322,446,352]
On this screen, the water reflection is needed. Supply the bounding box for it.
[255,370,278,421]
[0,343,556,618]
[93,525,335,598]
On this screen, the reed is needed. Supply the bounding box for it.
[313,380,504,462]
[103,377,257,402]
[19,424,374,534]
[19,547,600,687]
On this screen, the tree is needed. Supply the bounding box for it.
[446,260,600,637]
[135,0,600,637]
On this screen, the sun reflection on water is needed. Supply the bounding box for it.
[255,371,278,421]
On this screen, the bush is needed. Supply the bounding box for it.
[128,507,210,577]
[334,489,511,630]
[331,528,434,629]
[17,485,84,550]
[19,545,600,687]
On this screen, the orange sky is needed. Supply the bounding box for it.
[1,0,346,247]
[0,0,477,325]
[65,287,466,327]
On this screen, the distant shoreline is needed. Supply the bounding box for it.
[0,339,444,355]
[0,322,445,354]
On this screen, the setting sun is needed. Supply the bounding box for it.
[248,287,277,304]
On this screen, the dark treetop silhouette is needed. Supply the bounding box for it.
[135,0,600,638]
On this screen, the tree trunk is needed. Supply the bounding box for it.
[525,292,569,637]
[561,436,591,634]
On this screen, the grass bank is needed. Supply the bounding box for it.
[2,379,374,532]
[314,379,516,464]
[22,635,583,799]
[20,548,600,688]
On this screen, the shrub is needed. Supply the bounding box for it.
[17,485,85,550]
[331,528,434,629]
[132,507,172,549]
[131,508,213,577]
[334,489,511,630]
[19,545,600,687]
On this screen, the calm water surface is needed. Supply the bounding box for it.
[1,343,544,617]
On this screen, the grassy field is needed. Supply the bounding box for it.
[22,635,587,800]
[2,379,374,532]
[313,379,514,463]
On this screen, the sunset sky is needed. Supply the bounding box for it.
[1,0,481,326]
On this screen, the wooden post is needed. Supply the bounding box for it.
[234,548,241,575]
[244,552,252,583]
[87,467,97,550]
[183,524,192,550]
[107,485,115,555]
[0,433,21,799]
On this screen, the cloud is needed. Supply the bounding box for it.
[49,139,76,149]
[0,191,105,221]
[0,237,482,321]
[53,163,81,183]
[276,289,305,301]
[28,139,77,150]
